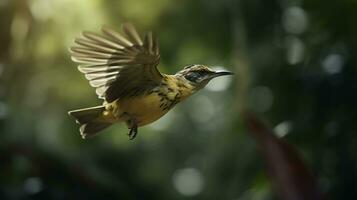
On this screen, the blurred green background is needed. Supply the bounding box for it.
[1,0,357,199]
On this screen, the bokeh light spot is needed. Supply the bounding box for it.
[29,0,54,21]
[24,177,43,194]
[274,121,292,138]
[173,168,204,196]
[283,6,309,34]
[286,37,305,65]
[322,54,344,74]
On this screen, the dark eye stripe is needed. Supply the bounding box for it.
[184,71,200,82]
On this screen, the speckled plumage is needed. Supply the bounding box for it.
[68,23,233,140]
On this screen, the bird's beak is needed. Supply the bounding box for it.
[211,70,234,78]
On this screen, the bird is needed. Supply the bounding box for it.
[68,23,233,140]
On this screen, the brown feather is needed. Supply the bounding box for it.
[70,23,162,100]
[102,25,133,47]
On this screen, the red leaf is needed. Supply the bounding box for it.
[243,111,325,200]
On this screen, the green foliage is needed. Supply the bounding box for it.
[0,0,356,199]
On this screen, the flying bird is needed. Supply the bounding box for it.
[68,23,233,140]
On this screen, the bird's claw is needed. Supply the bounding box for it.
[128,125,138,140]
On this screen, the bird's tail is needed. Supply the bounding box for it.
[68,105,112,139]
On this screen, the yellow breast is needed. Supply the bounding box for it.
[115,92,172,126]
[104,75,195,127]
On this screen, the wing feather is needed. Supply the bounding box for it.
[85,71,119,80]
[71,57,108,64]
[144,32,154,54]
[78,65,123,73]
[70,47,114,58]
[70,23,161,101]
[82,31,125,50]
[96,86,109,96]
[74,38,118,53]
[89,77,114,87]
[102,25,134,47]
[122,23,143,46]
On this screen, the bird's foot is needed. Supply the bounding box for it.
[123,113,138,140]
[128,124,138,140]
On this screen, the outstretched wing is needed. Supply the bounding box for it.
[70,23,161,102]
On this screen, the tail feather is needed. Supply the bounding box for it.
[68,105,105,124]
[79,122,112,139]
[68,105,112,139]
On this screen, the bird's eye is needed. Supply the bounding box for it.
[184,71,200,83]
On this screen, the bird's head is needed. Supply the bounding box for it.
[175,64,234,91]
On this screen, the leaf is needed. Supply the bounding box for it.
[243,111,325,200]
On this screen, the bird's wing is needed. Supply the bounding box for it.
[70,23,162,102]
